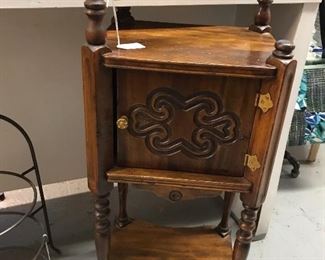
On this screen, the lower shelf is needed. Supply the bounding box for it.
[111,220,232,259]
[107,167,251,193]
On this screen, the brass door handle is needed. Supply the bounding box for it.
[116,116,128,129]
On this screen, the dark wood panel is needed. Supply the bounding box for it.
[104,25,276,78]
[111,220,232,259]
[107,167,252,192]
[241,55,297,207]
[81,45,114,195]
[116,69,260,177]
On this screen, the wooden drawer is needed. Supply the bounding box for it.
[116,69,260,177]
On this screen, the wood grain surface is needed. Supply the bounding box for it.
[104,25,276,78]
[82,46,114,195]
[111,220,232,259]
[241,47,297,207]
[116,70,260,177]
[107,167,252,192]
[82,1,298,258]
[133,184,222,201]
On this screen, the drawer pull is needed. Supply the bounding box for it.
[117,116,128,130]
[169,190,183,202]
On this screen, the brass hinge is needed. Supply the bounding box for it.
[255,93,273,113]
[244,154,261,172]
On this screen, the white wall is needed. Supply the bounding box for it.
[0,6,237,191]
[0,9,87,190]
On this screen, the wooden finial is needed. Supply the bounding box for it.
[249,0,273,33]
[273,40,295,59]
[110,7,135,29]
[84,0,107,45]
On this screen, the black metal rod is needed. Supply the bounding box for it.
[1,211,51,260]
[21,166,35,176]
[0,114,59,253]
[31,205,44,216]
[284,150,300,178]
[0,171,37,236]
[0,192,5,201]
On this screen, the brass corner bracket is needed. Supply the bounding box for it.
[244,154,261,172]
[256,93,273,113]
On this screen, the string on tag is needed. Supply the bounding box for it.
[109,0,146,50]
[111,0,121,46]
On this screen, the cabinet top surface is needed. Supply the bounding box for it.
[104,25,276,78]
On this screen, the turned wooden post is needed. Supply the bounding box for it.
[85,0,107,45]
[95,193,111,260]
[233,204,259,260]
[249,0,273,33]
[82,42,113,260]
[216,192,235,237]
[272,39,295,59]
[115,183,133,228]
[110,7,135,29]
[235,39,296,260]
[83,1,114,259]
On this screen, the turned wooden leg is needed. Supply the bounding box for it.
[95,193,111,260]
[216,192,235,237]
[233,204,259,260]
[115,183,132,228]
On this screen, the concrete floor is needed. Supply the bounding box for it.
[1,146,324,260]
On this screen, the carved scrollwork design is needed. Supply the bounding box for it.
[127,88,240,159]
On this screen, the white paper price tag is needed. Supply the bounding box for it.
[117,43,146,50]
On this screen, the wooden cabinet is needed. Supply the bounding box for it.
[82,1,297,259]
[116,69,258,176]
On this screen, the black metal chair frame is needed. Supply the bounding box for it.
[284,150,300,178]
[0,114,59,253]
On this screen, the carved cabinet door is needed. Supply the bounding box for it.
[116,69,260,177]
